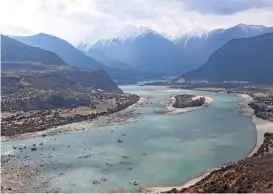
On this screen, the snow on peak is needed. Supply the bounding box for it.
[170,27,211,46]
[112,25,155,41]
[170,26,210,41]
[232,23,267,37]
[235,23,266,31]
[79,25,156,50]
[184,27,209,38]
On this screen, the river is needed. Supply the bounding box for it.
[1,85,256,192]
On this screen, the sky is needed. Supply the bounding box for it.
[1,0,273,45]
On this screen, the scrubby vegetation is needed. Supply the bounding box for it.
[1,68,139,136]
[249,96,273,121]
[172,94,205,108]
[1,93,139,136]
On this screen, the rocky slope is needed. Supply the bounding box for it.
[249,96,273,121]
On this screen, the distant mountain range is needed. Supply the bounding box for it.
[11,33,145,83]
[83,25,189,76]
[1,35,66,66]
[12,33,105,70]
[180,32,273,84]
[1,35,122,92]
[78,47,144,81]
[80,24,273,77]
[8,23,273,83]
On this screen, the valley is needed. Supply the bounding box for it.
[1,6,273,192]
[0,85,259,192]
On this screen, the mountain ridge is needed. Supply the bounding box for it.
[180,32,273,84]
[173,24,273,71]
[1,35,67,66]
[88,28,190,76]
[12,33,106,70]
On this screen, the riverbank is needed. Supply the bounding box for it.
[141,169,217,193]
[1,96,150,142]
[250,116,273,156]
[1,96,150,192]
[1,86,262,193]
[166,132,273,193]
[157,95,214,114]
[237,94,273,157]
[145,93,273,193]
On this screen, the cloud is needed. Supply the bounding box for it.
[181,0,273,15]
[0,0,273,45]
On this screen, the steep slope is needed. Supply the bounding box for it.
[12,33,105,69]
[89,26,188,77]
[79,48,113,63]
[181,32,273,84]
[79,48,144,79]
[1,35,66,66]
[174,24,273,70]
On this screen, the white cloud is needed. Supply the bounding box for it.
[181,0,273,15]
[1,0,273,45]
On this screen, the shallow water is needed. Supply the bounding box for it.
[1,85,256,192]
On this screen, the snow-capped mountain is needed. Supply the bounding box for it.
[174,24,271,45]
[110,25,157,42]
[235,23,268,36]
[78,25,158,52]
[169,26,209,41]
[77,23,273,77]
[81,25,191,77]
[180,32,273,84]
[173,23,273,71]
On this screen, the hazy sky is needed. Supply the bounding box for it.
[1,0,273,45]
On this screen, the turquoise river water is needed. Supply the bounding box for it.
[1,85,256,192]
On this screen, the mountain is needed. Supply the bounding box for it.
[76,47,145,84]
[174,24,273,71]
[79,25,153,52]
[180,32,273,84]
[83,48,140,74]
[1,35,66,66]
[169,26,209,41]
[1,35,122,92]
[86,26,189,77]
[78,48,113,63]
[12,33,105,70]
[12,33,146,83]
